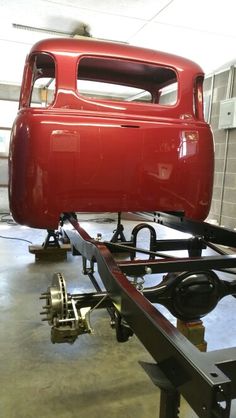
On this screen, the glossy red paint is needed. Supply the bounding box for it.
[9,38,214,229]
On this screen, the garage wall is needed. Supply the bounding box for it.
[0,187,9,211]
[0,99,19,211]
[0,163,9,211]
[204,66,236,229]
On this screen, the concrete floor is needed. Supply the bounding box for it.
[0,213,236,418]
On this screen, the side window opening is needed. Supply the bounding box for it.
[29,53,56,108]
[77,57,178,106]
[193,76,204,120]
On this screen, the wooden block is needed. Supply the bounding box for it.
[29,243,71,261]
[177,319,207,351]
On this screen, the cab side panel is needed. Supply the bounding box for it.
[9,109,214,229]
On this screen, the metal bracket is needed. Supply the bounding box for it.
[110,212,127,242]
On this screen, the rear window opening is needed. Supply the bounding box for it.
[159,82,178,105]
[77,80,152,102]
[77,56,178,105]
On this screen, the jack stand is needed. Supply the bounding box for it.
[43,229,60,248]
[140,361,180,418]
[140,321,207,418]
[29,229,71,261]
[110,212,126,242]
[177,319,207,352]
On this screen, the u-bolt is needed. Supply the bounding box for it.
[131,223,157,260]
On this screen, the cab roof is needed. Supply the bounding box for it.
[29,37,204,75]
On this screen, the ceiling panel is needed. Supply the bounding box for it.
[130,21,236,74]
[0,0,236,85]
[0,0,142,38]
[46,0,169,20]
[153,0,236,37]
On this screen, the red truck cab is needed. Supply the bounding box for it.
[9,37,214,229]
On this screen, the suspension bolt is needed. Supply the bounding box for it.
[145,266,152,275]
[39,293,49,300]
[42,305,51,309]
